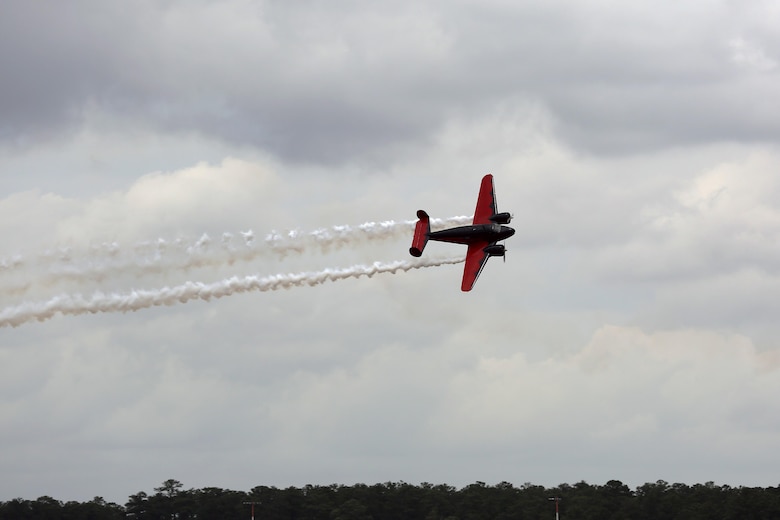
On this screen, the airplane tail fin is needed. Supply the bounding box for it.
[409,210,430,257]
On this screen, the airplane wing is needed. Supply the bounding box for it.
[472,174,498,225]
[461,240,492,292]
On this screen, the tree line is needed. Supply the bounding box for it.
[2,478,780,520]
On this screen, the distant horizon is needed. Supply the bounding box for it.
[4,478,778,505]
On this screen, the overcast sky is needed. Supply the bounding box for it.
[2,0,780,505]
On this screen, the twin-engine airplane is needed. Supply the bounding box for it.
[410,174,515,291]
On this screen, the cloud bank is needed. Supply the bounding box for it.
[2,0,780,504]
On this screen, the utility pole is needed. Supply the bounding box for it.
[548,497,561,520]
[243,501,261,520]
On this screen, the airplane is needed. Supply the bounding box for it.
[409,174,515,291]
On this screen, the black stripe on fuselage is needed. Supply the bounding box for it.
[428,224,515,245]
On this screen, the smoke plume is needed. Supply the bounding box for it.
[1,216,472,293]
[0,257,464,328]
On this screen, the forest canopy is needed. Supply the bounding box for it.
[2,479,780,520]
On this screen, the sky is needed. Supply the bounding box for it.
[2,0,780,505]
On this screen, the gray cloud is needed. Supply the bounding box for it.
[3,1,780,163]
[4,0,780,505]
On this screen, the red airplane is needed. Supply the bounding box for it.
[410,174,515,291]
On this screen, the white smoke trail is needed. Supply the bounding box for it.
[0,216,472,291]
[0,256,465,328]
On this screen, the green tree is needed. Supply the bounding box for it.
[30,496,62,520]
[0,498,34,520]
[62,496,124,520]
[331,498,372,520]
[154,480,184,499]
[125,491,148,519]
[195,487,245,520]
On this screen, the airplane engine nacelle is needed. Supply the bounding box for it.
[490,212,512,224]
[484,244,506,257]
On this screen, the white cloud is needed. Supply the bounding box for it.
[50,157,280,243]
[586,149,780,284]
[729,38,777,72]
[4,137,780,499]
[425,325,780,479]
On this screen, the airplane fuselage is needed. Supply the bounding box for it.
[428,223,515,245]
